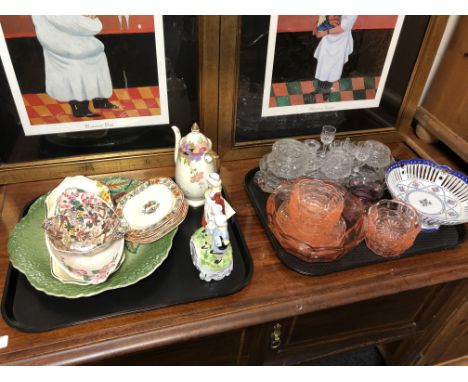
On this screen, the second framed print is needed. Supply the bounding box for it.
[262,15,404,117]
[0,15,169,136]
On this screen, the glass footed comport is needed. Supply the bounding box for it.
[266,178,367,262]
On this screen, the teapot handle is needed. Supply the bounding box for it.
[205,150,219,170]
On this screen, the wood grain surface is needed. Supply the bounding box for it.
[0,143,467,365]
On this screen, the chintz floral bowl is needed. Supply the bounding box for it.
[45,175,114,214]
[42,176,127,284]
[46,235,125,285]
[43,195,126,255]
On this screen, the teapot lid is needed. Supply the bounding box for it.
[181,122,211,146]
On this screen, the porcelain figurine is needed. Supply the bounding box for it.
[172,123,219,207]
[190,173,235,282]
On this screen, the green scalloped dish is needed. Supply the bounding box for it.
[7,177,177,299]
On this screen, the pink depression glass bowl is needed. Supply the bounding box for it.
[365,199,421,258]
[266,178,367,262]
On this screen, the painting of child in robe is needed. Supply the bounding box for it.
[262,15,404,117]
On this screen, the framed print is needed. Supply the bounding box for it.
[217,16,448,161]
[0,15,217,185]
[0,15,169,136]
[262,16,404,117]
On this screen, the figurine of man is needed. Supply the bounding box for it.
[190,172,235,282]
[202,173,225,234]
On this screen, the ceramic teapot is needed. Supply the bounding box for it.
[172,123,219,207]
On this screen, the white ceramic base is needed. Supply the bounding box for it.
[187,198,205,207]
[189,228,233,282]
[198,265,233,282]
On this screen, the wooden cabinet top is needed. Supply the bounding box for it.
[0,143,467,365]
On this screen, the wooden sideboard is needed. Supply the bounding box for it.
[0,143,467,365]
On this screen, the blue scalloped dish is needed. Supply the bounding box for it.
[385,159,468,231]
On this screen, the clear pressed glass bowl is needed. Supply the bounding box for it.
[266,178,367,262]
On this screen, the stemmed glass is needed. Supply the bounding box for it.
[319,125,336,158]
[353,141,373,172]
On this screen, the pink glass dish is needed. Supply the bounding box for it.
[287,179,344,233]
[266,178,367,262]
[365,199,421,258]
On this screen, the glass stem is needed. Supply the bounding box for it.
[320,144,328,158]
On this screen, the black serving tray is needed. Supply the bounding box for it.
[1,193,253,332]
[245,167,467,276]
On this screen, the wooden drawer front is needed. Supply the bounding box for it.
[263,287,435,365]
[92,329,244,366]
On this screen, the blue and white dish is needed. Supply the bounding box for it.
[386,159,468,231]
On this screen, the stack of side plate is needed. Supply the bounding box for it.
[115,177,188,244]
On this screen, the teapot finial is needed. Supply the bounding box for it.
[191,122,200,132]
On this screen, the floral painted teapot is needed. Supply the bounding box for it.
[172,123,219,207]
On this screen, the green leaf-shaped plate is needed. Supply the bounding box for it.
[7,177,177,299]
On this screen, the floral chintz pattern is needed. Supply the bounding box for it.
[178,137,209,165]
[60,254,119,284]
[44,187,125,253]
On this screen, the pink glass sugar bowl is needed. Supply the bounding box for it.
[365,199,421,258]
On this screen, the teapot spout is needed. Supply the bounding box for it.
[171,125,181,164]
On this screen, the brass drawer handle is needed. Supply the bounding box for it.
[270,323,282,350]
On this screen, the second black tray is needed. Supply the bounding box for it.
[245,167,467,276]
[1,194,253,332]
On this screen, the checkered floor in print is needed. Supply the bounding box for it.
[269,76,380,107]
[23,86,161,125]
